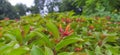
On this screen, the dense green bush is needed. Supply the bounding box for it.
[0,13,120,55]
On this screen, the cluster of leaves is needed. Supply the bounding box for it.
[0,0,29,19]
[0,0,20,19]
[0,13,120,55]
[61,0,120,14]
[60,0,120,21]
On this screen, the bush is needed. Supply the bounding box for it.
[0,13,120,55]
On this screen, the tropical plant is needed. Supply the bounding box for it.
[0,12,120,55]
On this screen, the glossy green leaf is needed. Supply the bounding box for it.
[95,46,101,55]
[31,46,44,55]
[107,36,118,42]
[24,31,36,43]
[45,47,54,55]
[36,32,53,48]
[72,52,87,55]
[85,49,95,55]
[105,45,120,55]
[23,25,30,37]
[106,50,112,55]
[46,21,60,38]
[8,47,29,55]
[4,33,16,40]
[0,41,17,54]
[55,37,84,51]
[58,52,74,55]
[10,28,23,43]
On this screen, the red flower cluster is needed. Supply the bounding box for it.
[0,26,2,30]
[15,18,19,22]
[30,26,34,31]
[106,16,111,20]
[54,24,74,43]
[62,18,72,24]
[88,25,94,30]
[59,24,74,37]
[75,18,85,22]
[74,47,83,52]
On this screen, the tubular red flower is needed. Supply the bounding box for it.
[59,24,74,37]
[59,24,64,33]
[65,24,70,33]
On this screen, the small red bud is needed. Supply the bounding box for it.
[74,47,83,52]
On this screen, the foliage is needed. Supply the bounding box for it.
[60,0,120,15]
[34,0,61,14]
[0,0,20,19]
[15,3,28,16]
[0,12,120,55]
[59,0,82,14]
[28,6,40,14]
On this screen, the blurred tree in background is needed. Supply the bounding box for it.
[63,0,120,15]
[28,6,39,14]
[14,3,27,16]
[34,0,61,15]
[1,0,120,19]
[46,0,61,13]
[59,0,82,14]
[0,0,19,19]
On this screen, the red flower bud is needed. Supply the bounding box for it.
[88,25,94,30]
[74,47,83,52]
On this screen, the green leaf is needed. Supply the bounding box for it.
[24,31,36,43]
[106,36,118,42]
[58,52,74,55]
[45,47,54,55]
[4,33,16,40]
[23,25,30,37]
[106,33,118,42]
[8,47,29,55]
[36,32,53,48]
[0,41,17,54]
[95,46,101,55]
[105,45,120,55]
[72,52,87,55]
[0,44,12,53]
[46,21,60,38]
[106,50,112,55]
[10,28,23,43]
[55,37,84,51]
[31,46,44,55]
[85,49,95,55]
